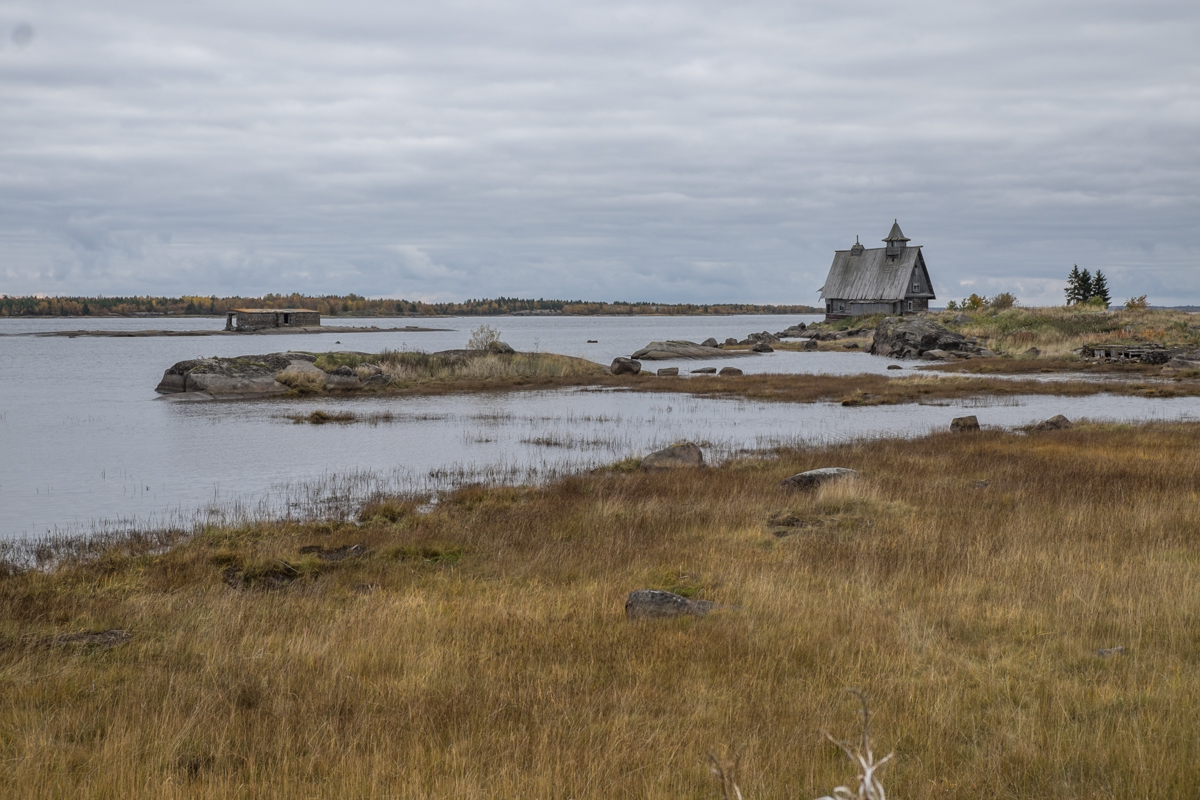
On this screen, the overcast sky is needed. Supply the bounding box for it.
[1,0,1197,306]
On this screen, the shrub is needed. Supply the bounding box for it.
[988,292,1017,310]
[962,293,986,311]
[467,324,500,350]
[1125,294,1148,310]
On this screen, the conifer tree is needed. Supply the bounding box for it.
[1066,265,1083,304]
[1091,270,1111,307]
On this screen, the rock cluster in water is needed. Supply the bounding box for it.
[869,317,996,360]
[155,352,316,397]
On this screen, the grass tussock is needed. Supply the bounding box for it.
[285,410,399,425]
[4,422,1200,797]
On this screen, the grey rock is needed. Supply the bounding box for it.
[487,340,516,355]
[1023,347,1041,357]
[974,480,990,489]
[886,364,902,370]
[778,467,860,490]
[1162,357,1200,372]
[775,323,808,338]
[641,441,704,470]
[747,331,779,344]
[950,415,980,433]
[155,354,292,397]
[921,349,950,360]
[656,367,680,376]
[724,338,739,346]
[631,340,752,360]
[611,357,642,375]
[692,367,717,374]
[751,342,774,353]
[718,367,744,376]
[952,314,972,325]
[801,339,818,351]
[326,364,363,389]
[869,316,969,359]
[1096,646,1126,658]
[842,342,860,349]
[1032,414,1073,431]
[977,348,998,358]
[625,589,716,620]
[701,337,719,347]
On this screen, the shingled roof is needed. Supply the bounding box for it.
[820,246,926,302]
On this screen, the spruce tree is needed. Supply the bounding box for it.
[1091,270,1111,307]
[1079,269,1094,303]
[1065,265,1083,304]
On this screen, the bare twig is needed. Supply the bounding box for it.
[708,752,744,800]
[814,689,894,800]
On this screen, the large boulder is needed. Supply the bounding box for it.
[751,342,774,353]
[775,323,807,338]
[691,367,717,374]
[950,415,980,433]
[656,367,679,376]
[155,353,297,397]
[641,441,705,471]
[325,364,363,389]
[701,338,719,347]
[610,357,642,375]
[779,467,859,491]
[1033,414,1073,431]
[487,340,516,355]
[718,367,744,376]
[625,589,716,620]
[869,316,969,359]
[630,341,753,360]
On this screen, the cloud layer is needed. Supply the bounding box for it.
[1,0,1198,305]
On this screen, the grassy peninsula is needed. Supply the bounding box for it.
[268,348,1200,406]
[3,422,1200,797]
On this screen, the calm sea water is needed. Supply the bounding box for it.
[2,314,1198,540]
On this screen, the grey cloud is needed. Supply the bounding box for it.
[0,0,1197,305]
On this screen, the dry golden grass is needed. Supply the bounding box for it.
[938,306,1200,359]
[4,423,1200,797]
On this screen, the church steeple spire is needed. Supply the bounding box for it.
[883,219,909,258]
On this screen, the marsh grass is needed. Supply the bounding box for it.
[321,349,605,383]
[4,423,1200,797]
[284,410,397,425]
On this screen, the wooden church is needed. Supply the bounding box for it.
[818,221,935,321]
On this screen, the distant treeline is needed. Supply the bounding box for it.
[0,294,819,318]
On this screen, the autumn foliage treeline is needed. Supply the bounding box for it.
[0,294,818,318]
